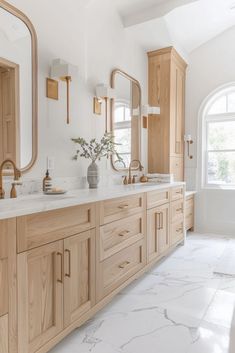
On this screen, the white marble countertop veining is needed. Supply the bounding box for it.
[0,182,185,220]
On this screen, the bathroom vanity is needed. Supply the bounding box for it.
[0,182,185,353]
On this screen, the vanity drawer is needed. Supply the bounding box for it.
[147,189,170,209]
[171,199,184,223]
[0,314,8,353]
[17,203,96,252]
[171,219,184,245]
[171,186,184,201]
[99,194,145,225]
[0,259,8,317]
[99,213,146,261]
[97,239,146,300]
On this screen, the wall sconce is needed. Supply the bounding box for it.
[142,105,161,129]
[95,84,115,133]
[50,59,78,124]
[184,134,193,159]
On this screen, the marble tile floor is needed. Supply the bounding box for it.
[50,233,235,353]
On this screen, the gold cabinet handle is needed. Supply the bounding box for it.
[118,204,129,209]
[65,249,71,278]
[56,252,63,283]
[119,230,130,237]
[119,261,130,269]
[176,208,183,212]
[156,212,161,230]
[160,212,164,229]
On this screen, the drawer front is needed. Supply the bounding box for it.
[147,189,170,209]
[171,186,184,201]
[0,315,8,353]
[100,194,145,225]
[186,213,194,231]
[171,220,184,246]
[0,259,8,317]
[99,213,146,261]
[171,199,184,223]
[97,239,146,300]
[186,197,194,211]
[17,203,96,252]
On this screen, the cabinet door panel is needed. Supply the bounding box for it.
[147,203,170,263]
[18,241,63,353]
[64,230,95,327]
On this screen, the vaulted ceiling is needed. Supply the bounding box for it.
[114,0,235,56]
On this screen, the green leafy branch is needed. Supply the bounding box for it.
[71,132,123,163]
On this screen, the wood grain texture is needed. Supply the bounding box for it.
[185,195,194,231]
[17,241,64,353]
[96,239,146,301]
[99,213,146,261]
[148,46,186,180]
[147,203,170,263]
[147,189,170,210]
[0,314,8,353]
[99,193,145,225]
[64,230,96,327]
[17,203,96,252]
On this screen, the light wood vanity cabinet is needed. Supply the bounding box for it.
[148,47,187,181]
[185,194,195,231]
[147,203,170,263]
[17,228,96,353]
[0,186,186,353]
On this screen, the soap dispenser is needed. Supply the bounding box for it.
[43,170,52,192]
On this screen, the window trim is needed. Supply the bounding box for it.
[200,84,235,189]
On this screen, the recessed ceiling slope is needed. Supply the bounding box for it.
[122,0,198,27]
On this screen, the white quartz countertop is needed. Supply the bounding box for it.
[185,190,197,197]
[0,182,185,220]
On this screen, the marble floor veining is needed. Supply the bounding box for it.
[50,233,235,353]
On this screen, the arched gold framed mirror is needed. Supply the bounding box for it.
[0,0,38,174]
[110,69,141,172]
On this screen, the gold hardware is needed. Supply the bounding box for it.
[119,261,130,269]
[93,97,102,115]
[65,249,71,278]
[118,204,129,209]
[128,159,144,184]
[176,228,183,233]
[56,252,63,283]
[0,159,21,199]
[176,208,183,212]
[140,175,148,183]
[46,78,58,100]
[119,230,130,237]
[156,212,161,230]
[160,212,164,229]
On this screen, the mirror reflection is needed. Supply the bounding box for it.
[0,6,33,171]
[111,70,141,170]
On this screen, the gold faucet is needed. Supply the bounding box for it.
[0,159,21,199]
[128,159,144,184]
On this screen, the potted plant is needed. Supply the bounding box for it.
[72,133,122,189]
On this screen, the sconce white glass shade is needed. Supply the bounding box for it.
[96,84,115,99]
[142,104,160,115]
[50,59,78,79]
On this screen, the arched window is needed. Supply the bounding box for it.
[204,86,235,186]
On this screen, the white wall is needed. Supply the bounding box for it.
[7,0,147,182]
[186,26,235,235]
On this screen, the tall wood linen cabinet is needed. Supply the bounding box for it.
[148,47,187,181]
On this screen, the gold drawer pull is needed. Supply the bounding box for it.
[65,249,71,278]
[176,228,183,233]
[176,208,183,212]
[175,191,182,194]
[118,204,129,209]
[119,230,130,237]
[56,252,63,283]
[119,261,130,269]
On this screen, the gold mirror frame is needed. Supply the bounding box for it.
[110,69,142,172]
[0,0,38,174]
